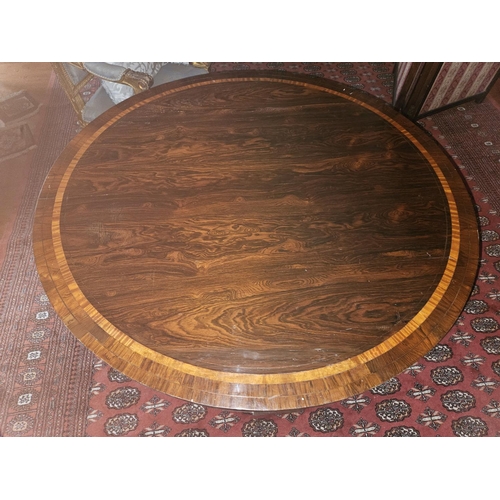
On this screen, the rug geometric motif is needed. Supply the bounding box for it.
[0,123,37,163]
[0,90,41,126]
[0,90,41,162]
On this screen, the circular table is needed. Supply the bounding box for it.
[34,71,479,411]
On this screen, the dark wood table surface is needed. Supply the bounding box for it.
[33,71,479,411]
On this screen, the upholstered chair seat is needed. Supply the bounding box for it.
[52,62,210,126]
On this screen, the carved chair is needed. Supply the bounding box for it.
[52,62,211,126]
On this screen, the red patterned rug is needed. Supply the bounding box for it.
[0,76,95,437]
[2,63,500,437]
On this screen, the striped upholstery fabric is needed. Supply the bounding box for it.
[392,62,415,104]
[420,62,500,115]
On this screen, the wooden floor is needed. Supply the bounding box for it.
[0,62,53,266]
[33,71,480,410]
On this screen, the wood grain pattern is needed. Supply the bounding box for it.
[33,71,479,410]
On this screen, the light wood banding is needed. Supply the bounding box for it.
[33,71,479,410]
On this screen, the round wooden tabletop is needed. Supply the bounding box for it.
[33,71,479,411]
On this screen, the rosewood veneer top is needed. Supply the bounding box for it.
[33,71,479,410]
